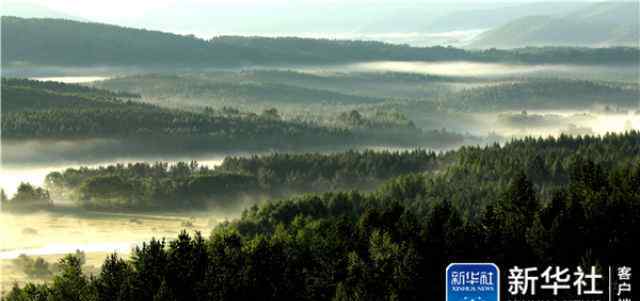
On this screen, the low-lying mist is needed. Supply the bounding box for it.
[0,137,243,198]
[484,110,640,137]
[0,208,241,293]
[294,61,640,82]
[3,109,637,196]
[0,209,236,259]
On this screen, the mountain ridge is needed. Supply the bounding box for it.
[469,2,640,48]
[2,16,639,68]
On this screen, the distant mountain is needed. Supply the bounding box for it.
[2,16,638,68]
[426,2,587,32]
[1,1,86,21]
[565,1,639,25]
[0,16,257,67]
[469,2,640,48]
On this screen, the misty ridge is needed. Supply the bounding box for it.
[0,1,639,300]
[1,16,639,68]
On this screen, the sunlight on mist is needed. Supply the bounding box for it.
[1,157,225,197]
[345,61,554,77]
[486,110,640,137]
[28,76,110,83]
[295,61,640,82]
[0,210,232,294]
[0,211,221,258]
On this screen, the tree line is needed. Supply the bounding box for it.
[2,78,464,152]
[30,150,437,210]
[445,78,640,112]
[7,131,638,214]
[4,132,639,300]
[3,17,638,67]
[0,183,52,212]
[1,79,346,140]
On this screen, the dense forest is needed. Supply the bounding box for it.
[93,73,386,106]
[448,78,640,111]
[27,150,438,210]
[93,72,640,126]
[4,132,639,300]
[2,79,470,144]
[2,17,639,67]
[6,131,639,214]
[2,79,466,154]
[3,6,639,301]
[84,71,640,148]
[0,81,347,148]
[1,78,140,112]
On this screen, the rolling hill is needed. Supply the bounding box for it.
[2,16,638,68]
[469,2,639,48]
[426,2,586,32]
[0,78,346,142]
[94,74,387,107]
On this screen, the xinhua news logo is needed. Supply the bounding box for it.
[446,263,500,301]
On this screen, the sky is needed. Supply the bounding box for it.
[7,0,602,19]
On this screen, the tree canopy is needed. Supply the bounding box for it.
[5,132,639,300]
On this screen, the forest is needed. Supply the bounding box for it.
[3,132,639,300]
[447,78,640,111]
[2,4,639,300]
[92,72,640,119]
[2,79,467,157]
[3,17,639,68]
[5,131,639,213]
[1,78,342,140]
[4,150,438,210]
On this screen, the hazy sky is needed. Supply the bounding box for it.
[7,0,602,19]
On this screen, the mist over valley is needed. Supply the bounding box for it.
[1,1,639,299]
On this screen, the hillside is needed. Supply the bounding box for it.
[0,16,454,67]
[469,2,639,48]
[0,17,256,67]
[6,131,640,299]
[426,2,585,32]
[1,78,139,112]
[0,79,347,143]
[94,74,386,106]
[2,16,639,68]
[1,79,466,162]
[447,78,640,111]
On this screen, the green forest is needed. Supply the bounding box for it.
[3,132,639,300]
[93,72,640,116]
[84,70,640,147]
[2,10,639,301]
[22,150,437,210]
[2,79,467,156]
[1,78,344,140]
[448,78,640,111]
[3,17,639,67]
[5,130,634,212]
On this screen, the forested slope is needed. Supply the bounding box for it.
[0,78,347,141]
[1,78,466,161]
[3,16,638,67]
[13,132,635,212]
[4,132,639,300]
